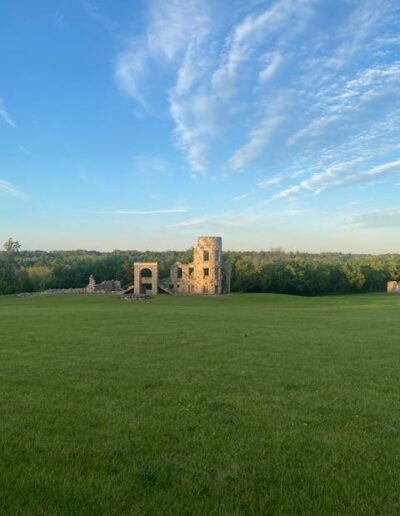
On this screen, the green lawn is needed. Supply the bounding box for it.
[1,293,400,515]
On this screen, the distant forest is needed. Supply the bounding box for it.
[0,238,398,296]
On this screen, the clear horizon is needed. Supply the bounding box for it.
[1,0,400,253]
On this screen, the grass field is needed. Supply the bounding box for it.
[1,293,400,515]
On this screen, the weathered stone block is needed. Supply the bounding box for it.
[387,281,399,293]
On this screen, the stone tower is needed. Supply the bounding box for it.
[193,236,222,294]
[170,236,229,295]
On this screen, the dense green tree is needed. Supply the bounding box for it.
[1,240,399,296]
[0,238,22,294]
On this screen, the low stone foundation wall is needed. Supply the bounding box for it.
[17,289,122,296]
[121,294,151,301]
[40,288,86,295]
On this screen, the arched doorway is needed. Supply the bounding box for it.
[140,268,153,295]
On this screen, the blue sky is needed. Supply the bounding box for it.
[1,0,400,252]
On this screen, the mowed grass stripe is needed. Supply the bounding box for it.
[0,293,399,514]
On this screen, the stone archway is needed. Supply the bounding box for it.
[133,262,158,296]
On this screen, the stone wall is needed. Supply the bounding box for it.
[170,262,195,293]
[94,279,121,292]
[41,288,86,295]
[86,275,121,293]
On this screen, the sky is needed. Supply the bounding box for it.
[1,0,400,253]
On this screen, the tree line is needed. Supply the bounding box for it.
[0,238,398,296]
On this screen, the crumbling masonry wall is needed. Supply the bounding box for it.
[86,275,121,293]
[170,236,230,295]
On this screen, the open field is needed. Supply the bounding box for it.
[1,293,400,515]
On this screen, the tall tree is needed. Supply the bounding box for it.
[0,238,22,294]
[3,237,21,254]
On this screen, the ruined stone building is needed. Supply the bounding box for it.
[86,275,121,293]
[170,236,230,294]
[131,236,230,296]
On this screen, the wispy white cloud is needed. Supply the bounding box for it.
[212,0,313,98]
[114,0,208,108]
[115,46,149,109]
[230,172,283,204]
[257,174,283,190]
[333,0,396,68]
[228,115,284,172]
[166,2,217,174]
[0,179,28,200]
[288,62,400,146]
[115,0,317,174]
[232,192,251,202]
[0,98,16,128]
[274,157,400,199]
[115,0,212,171]
[171,210,261,229]
[287,115,400,181]
[299,1,398,82]
[146,0,207,61]
[169,90,217,174]
[287,114,344,146]
[258,51,283,83]
[114,0,400,194]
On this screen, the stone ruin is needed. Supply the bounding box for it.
[133,262,158,296]
[86,275,121,293]
[36,236,230,299]
[170,236,230,295]
[32,277,121,296]
[130,236,231,297]
[387,281,400,293]
[40,288,86,295]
